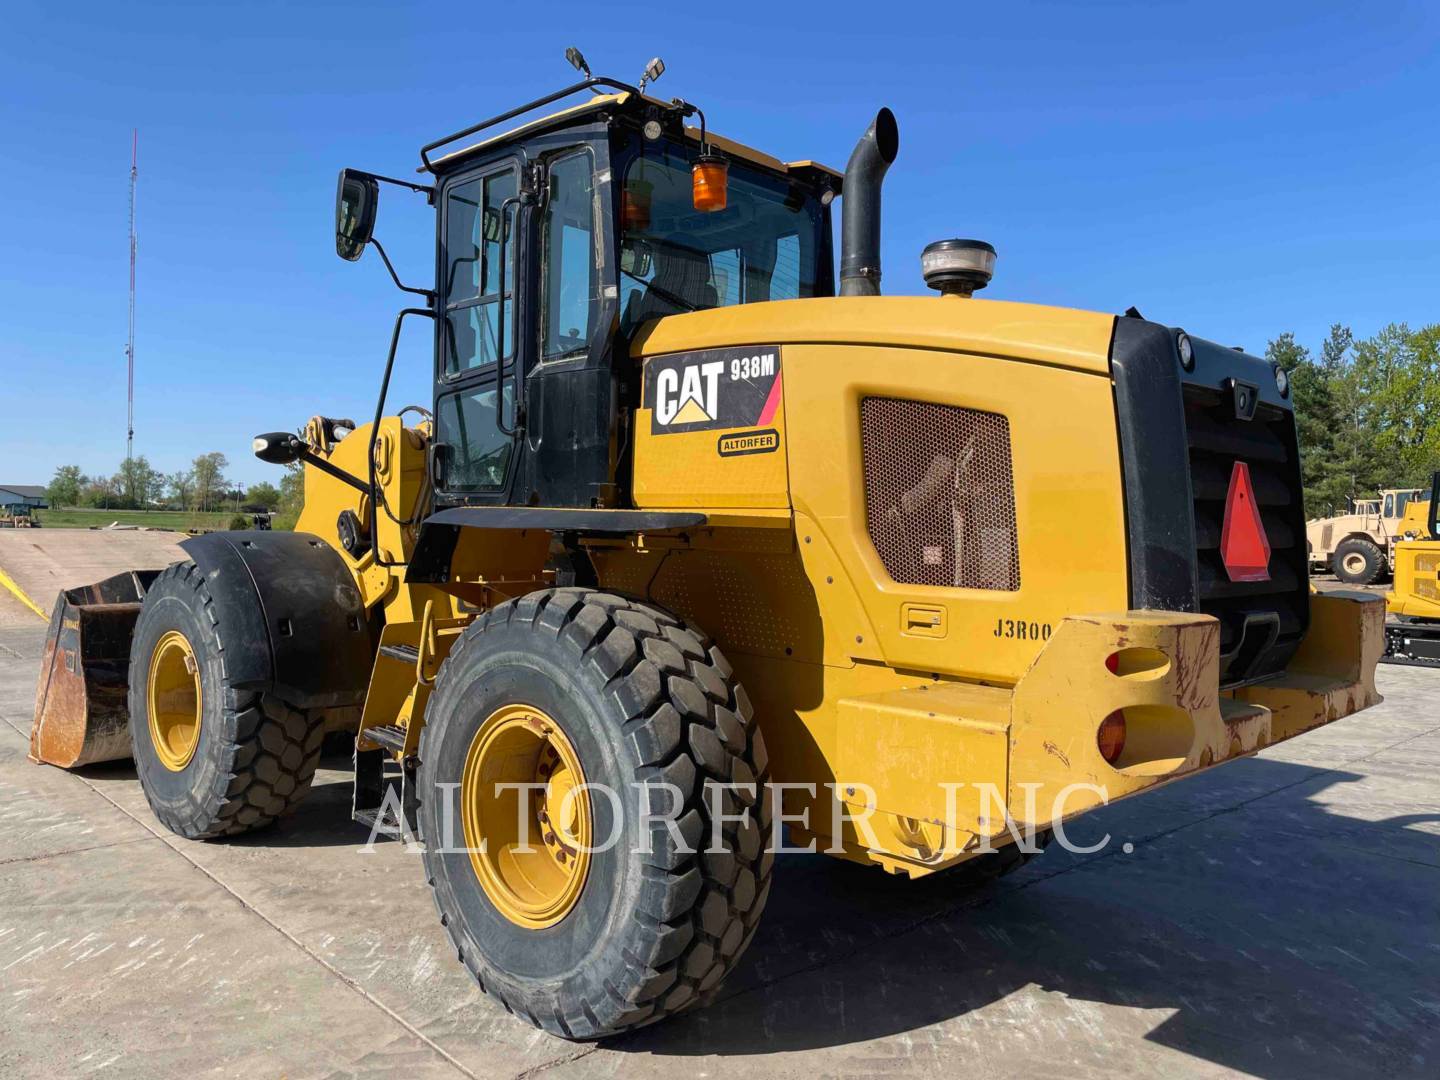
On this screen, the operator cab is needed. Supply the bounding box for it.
[334,68,838,512]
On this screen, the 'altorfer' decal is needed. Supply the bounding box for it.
[644,346,783,435]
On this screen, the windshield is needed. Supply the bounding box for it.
[617,134,829,333]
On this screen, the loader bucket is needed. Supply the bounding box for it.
[29,569,160,768]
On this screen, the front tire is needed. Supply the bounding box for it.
[128,561,326,839]
[418,589,773,1039]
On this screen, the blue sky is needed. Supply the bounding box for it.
[2,1,1436,488]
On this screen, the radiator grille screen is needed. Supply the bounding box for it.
[1417,553,1440,602]
[860,397,1020,590]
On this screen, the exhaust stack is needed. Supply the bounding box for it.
[839,108,899,297]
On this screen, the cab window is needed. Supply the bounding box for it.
[442,166,517,374]
[616,136,826,333]
[435,383,514,490]
[540,150,598,359]
[1385,494,1395,517]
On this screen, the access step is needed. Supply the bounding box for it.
[359,723,407,753]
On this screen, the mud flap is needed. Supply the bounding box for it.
[29,570,161,767]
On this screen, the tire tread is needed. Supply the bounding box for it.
[419,587,772,1039]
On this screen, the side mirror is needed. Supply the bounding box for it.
[336,169,379,262]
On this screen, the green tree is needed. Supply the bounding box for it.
[244,481,282,510]
[1268,333,1341,516]
[117,455,159,508]
[167,470,195,510]
[46,465,85,508]
[83,474,121,509]
[1317,324,1386,509]
[1279,321,1440,518]
[273,464,305,530]
[146,469,167,508]
[191,452,229,512]
[1350,322,1440,487]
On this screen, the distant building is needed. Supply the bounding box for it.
[0,485,48,510]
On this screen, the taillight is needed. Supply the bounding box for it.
[1097,710,1127,765]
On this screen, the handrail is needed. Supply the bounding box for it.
[369,307,436,566]
[419,77,637,173]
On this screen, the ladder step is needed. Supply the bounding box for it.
[379,643,420,663]
[360,724,407,753]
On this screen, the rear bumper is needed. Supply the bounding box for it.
[1006,589,1384,826]
[821,590,1383,876]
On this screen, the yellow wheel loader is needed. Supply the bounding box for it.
[30,56,1385,1039]
[1383,471,1440,666]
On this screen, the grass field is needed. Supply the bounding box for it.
[28,508,237,531]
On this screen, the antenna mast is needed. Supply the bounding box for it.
[126,129,137,468]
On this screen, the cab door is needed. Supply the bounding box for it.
[433,153,526,502]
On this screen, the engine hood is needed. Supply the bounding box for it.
[629,296,1116,377]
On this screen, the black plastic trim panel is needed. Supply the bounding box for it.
[1109,317,1198,611]
[406,508,707,584]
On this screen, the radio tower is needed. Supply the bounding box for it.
[126,130,137,468]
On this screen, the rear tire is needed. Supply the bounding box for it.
[418,588,773,1039]
[1332,537,1383,585]
[129,561,326,839]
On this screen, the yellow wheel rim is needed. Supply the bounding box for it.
[460,704,592,929]
[146,630,201,772]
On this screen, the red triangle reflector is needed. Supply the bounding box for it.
[1220,461,1271,582]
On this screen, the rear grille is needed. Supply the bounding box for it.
[1183,386,1309,680]
[860,398,1020,590]
[1416,554,1440,602]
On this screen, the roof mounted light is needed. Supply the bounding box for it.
[638,57,666,94]
[1274,363,1290,397]
[564,46,591,79]
[921,239,995,298]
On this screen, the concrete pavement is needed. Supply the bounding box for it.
[0,530,188,620]
[0,612,1437,1078]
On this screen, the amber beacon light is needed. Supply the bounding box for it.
[693,154,728,212]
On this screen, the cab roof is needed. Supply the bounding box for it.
[423,90,840,183]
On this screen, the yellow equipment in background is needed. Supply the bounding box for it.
[1384,471,1440,665]
[30,54,1384,1039]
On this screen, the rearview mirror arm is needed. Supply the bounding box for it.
[368,237,435,301]
[370,172,434,198]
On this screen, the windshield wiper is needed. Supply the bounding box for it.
[620,268,700,313]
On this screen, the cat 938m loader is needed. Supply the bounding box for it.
[30,57,1384,1038]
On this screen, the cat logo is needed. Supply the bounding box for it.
[644,345,784,435]
[655,360,725,426]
